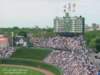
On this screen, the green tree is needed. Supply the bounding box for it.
[89,38,96,48]
[13,26,19,30]
[96,37,100,53]
[18,31,27,37]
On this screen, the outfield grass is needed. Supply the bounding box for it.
[11,47,52,60]
[0,66,44,75]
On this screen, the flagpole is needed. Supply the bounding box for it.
[11,32,14,48]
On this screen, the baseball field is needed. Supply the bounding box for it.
[0,65,45,75]
[0,47,62,75]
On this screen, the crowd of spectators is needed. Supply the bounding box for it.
[0,35,97,75]
[44,50,97,75]
[0,47,15,59]
[33,35,97,75]
[34,36,84,50]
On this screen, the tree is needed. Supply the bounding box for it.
[13,26,19,30]
[96,37,100,53]
[89,38,96,48]
[18,31,27,37]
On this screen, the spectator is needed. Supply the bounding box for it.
[98,70,100,75]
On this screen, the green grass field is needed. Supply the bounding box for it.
[1,47,62,75]
[0,66,44,75]
[11,47,52,60]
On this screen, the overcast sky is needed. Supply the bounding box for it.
[0,0,100,28]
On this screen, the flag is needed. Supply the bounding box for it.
[73,3,76,12]
[68,3,71,12]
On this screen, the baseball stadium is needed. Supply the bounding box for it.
[0,32,99,75]
[0,0,100,75]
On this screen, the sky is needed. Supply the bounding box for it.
[0,0,100,28]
